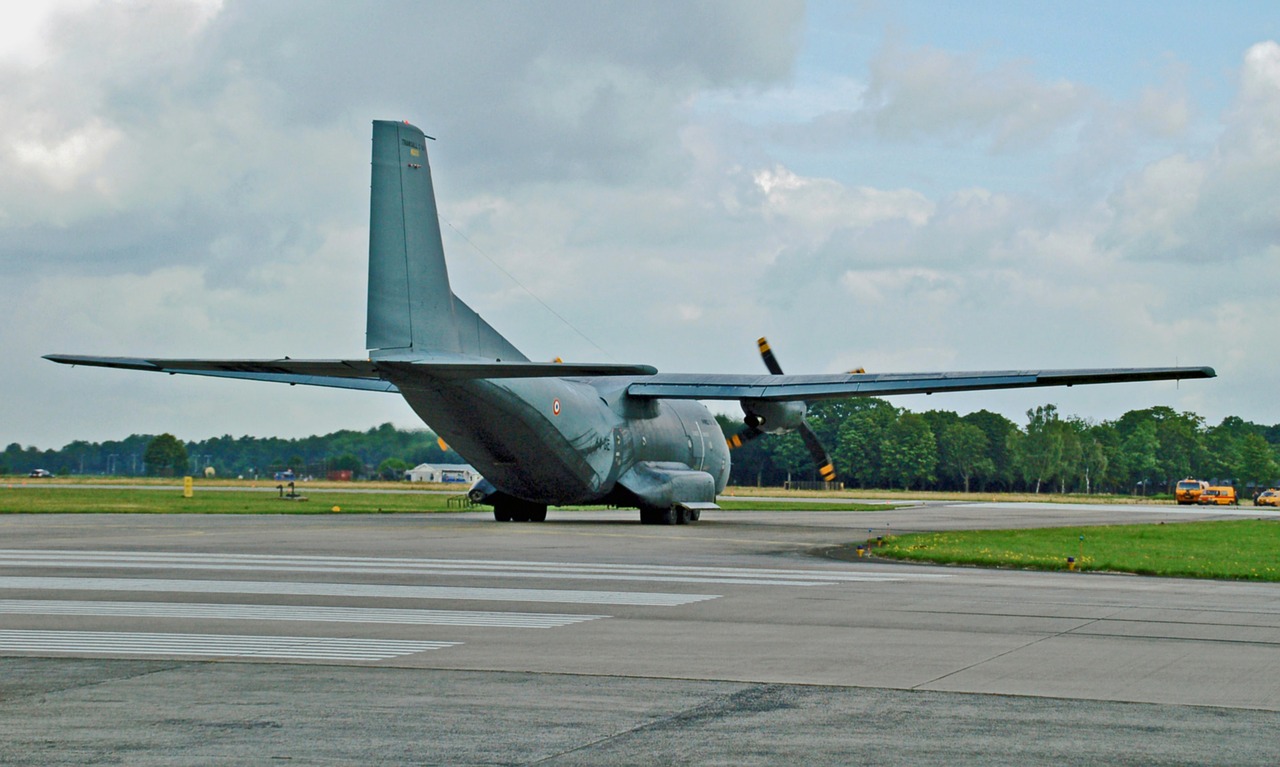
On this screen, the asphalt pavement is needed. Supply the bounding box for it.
[0,502,1276,765]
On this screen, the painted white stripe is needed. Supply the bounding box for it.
[0,577,718,606]
[0,600,606,628]
[0,630,453,660]
[0,550,946,585]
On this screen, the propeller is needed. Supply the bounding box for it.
[725,337,838,484]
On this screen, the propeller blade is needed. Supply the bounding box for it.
[798,421,837,483]
[757,337,784,376]
[726,427,764,449]
[752,336,837,482]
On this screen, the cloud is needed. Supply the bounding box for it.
[1104,41,1280,263]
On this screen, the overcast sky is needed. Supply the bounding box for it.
[5,0,1279,449]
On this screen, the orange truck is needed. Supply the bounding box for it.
[1175,478,1208,505]
[1197,486,1238,506]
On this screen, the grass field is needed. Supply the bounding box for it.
[873,520,1280,581]
[0,485,893,515]
[0,486,468,514]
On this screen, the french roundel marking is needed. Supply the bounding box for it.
[552,399,561,416]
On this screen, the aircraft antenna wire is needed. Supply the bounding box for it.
[439,215,618,361]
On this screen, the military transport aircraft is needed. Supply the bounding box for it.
[46,120,1215,524]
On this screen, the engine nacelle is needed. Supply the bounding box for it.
[740,399,807,435]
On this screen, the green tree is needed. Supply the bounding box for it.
[1121,421,1160,495]
[1237,434,1278,492]
[834,399,900,488]
[1015,405,1064,494]
[962,410,1019,490]
[881,413,936,490]
[329,453,365,478]
[377,457,411,481]
[1074,420,1110,495]
[143,433,189,477]
[770,432,815,483]
[939,422,992,493]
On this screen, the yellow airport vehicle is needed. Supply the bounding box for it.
[1255,489,1280,507]
[1175,478,1208,505]
[1197,486,1238,506]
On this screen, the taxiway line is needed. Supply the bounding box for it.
[0,576,719,606]
[0,599,607,628]
[0,630,454,660]
[0,550,948,586]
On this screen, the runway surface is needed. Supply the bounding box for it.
[0,502,1277,765]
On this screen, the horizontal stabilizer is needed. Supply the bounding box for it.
[626,366,1216,401]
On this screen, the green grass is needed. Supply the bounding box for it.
[0,486,468,515]
[0,485,900,515]
[873,520,1280,581]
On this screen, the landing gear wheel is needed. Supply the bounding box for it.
[493,499,546,522]
[639,508,669,525]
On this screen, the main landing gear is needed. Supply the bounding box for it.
[638,506,700,525]
[493,499,547,522]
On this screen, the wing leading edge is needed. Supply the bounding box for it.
[625,366,1216,401]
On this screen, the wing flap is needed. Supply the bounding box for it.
[626,366,1216,401]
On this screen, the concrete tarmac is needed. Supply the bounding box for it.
[0,502,1276,765]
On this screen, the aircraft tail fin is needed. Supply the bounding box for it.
[366,120,524,360]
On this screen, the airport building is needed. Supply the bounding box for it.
[404,463,479,484]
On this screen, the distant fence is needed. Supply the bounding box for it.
[782,481,845,491]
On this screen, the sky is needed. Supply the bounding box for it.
[4,0,1279,449]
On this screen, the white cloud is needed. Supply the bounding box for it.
[1105,41,1280,263]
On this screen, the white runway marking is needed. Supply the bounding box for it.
[0,630,453,661]
[0,600,606,628]
[0,550,948,586]
[0,576,718,606]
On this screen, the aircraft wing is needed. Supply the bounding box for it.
[43,354,657,391]
[43,355,401,392]
[625,366,1216,402]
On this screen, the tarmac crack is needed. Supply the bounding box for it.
[0,658,188,703]
[911,615,1110,690]
[521,682,776,765]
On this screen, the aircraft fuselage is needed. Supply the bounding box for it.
[388,372,730,507]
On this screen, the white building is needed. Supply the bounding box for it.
[404,463,480,484]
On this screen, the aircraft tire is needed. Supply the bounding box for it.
[659,508,678,525]
[494,508,513,522]
[676,508,693,525]
[527,506,547,522]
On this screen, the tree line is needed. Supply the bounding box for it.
[719,400,1280,495]
[1,423,459,481]
[5,401,1280,494]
